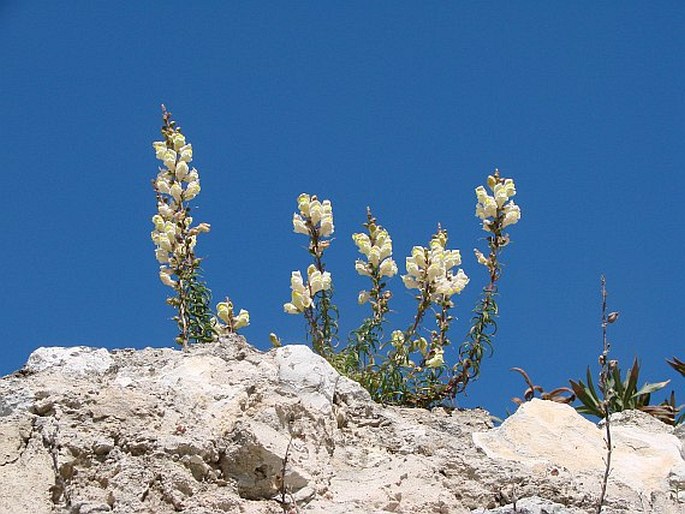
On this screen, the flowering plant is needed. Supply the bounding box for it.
[284,170,521,407]
[151,107,248,347]
[283,194,338,357]
[446,169,521,396]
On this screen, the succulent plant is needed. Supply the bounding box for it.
[570,358,676,425]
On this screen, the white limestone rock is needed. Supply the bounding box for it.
[0,336,682,514]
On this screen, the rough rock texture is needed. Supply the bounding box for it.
[0,336,683,514]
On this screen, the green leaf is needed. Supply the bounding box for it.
[633,380,670,398]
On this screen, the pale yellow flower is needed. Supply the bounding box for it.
[171,132,186,150]
[157,202,173,219]
[352,233,372,256]
[155,177,171,195]
[170,183,183,203]
[159,268,177,287]
[425,347,444,368]
[234,309,250,329]
[355,260,371,277]
[297,193,311,216]
[155,248,169,264]
[319,216,334,237]
[178,144,193,162]
[358,290,370,304]
[153,141,167,160]
[163,149,177,170]
[175,160,189,181]
[390,330,405,348]
[293,213,309,235]
[501,201,521,228]
[185,181,201,201]
[379,258,397,278]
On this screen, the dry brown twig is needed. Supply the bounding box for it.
[510,367,576,405]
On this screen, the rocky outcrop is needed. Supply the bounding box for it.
[0,336,682,513]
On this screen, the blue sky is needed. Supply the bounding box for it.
[2,2,683,418]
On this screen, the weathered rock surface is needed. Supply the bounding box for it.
[0,336,682,513]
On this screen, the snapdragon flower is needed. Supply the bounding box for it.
[425,347,445,369]
[215,299,250,332]
[475,171,521,232]
[402,230,469,302]
[283,265,332,314]
[292,193,334,238]
[352,226,397,278]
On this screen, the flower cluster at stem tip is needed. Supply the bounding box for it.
[284,265,332,314]
[402,230,469,302]
[472,171,521,272]
[151,131,207,289]
[353,221,398,304]
[475,175,520,231]
[293,193,334,239]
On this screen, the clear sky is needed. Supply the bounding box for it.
[2,2,683,419]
